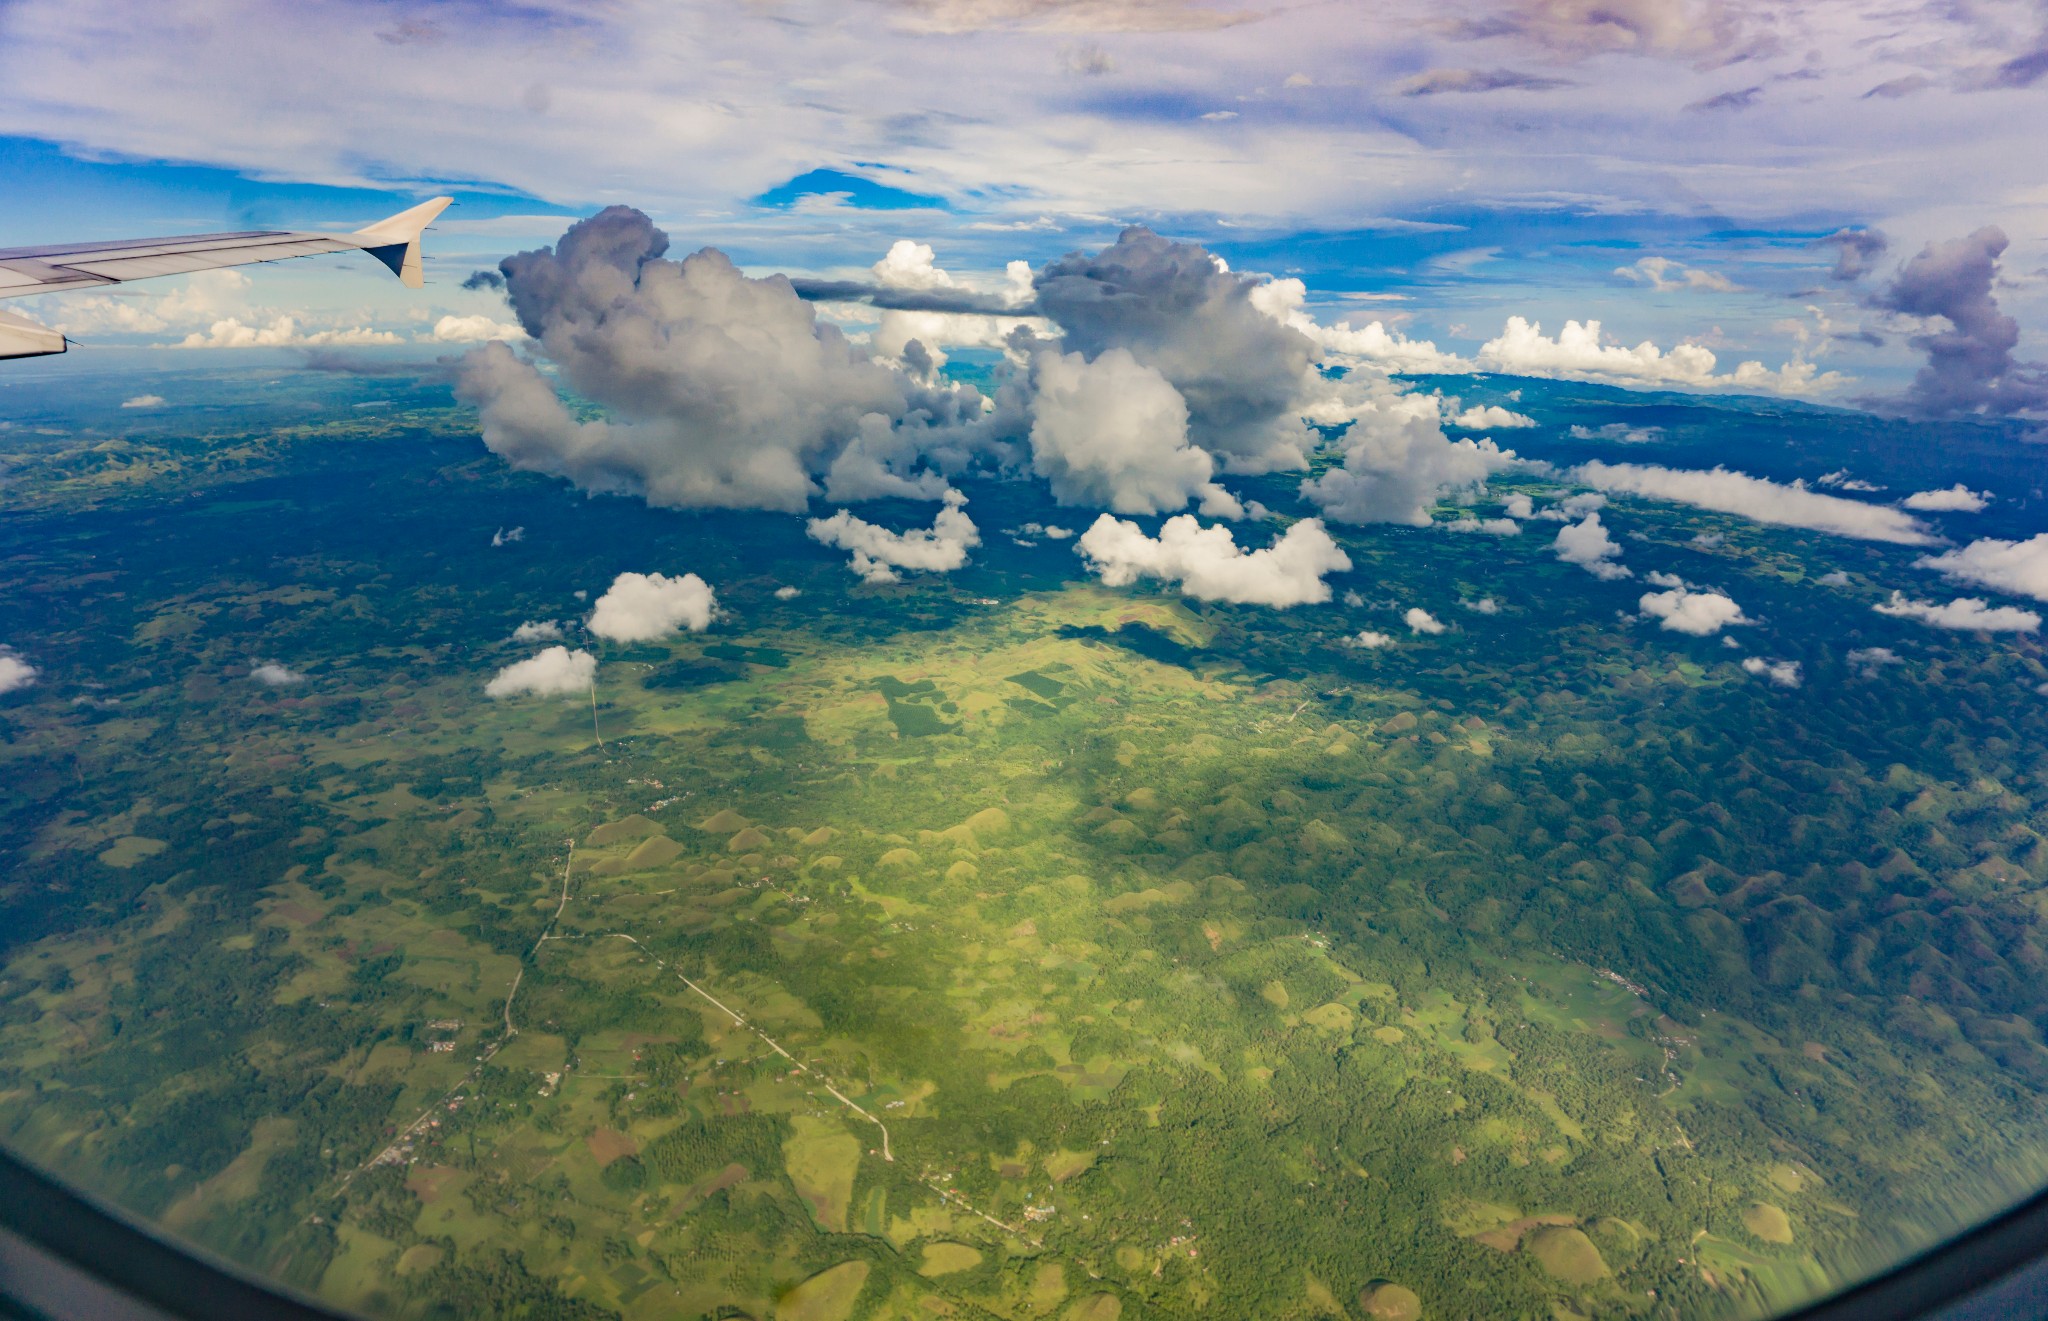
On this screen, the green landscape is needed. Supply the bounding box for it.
[4,365,2048,1319]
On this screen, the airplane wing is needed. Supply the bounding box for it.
[0,196,453,361]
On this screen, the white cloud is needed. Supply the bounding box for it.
[1404,607,1445,634]
[1076,513,1351,606]
[865,241,1042,368]
[1873,591,2040,632]
[1027,347,1222,514]
[1847,646,1902,676]
[1915,535,2048,602]
[1639,586,1750,635]
[1476,317,1838,394]
[512,620,563,641]
[0,651,38,695]
[1502,493,1534,519]
[1445,403,1536,429]
[426,313,526,343]
[1614,256,1739,293]
[176,316,402,349]
[1816,470,1881,493]
[588,571,719,641]
[492,526,524,546]
[1553,512,1631,579]
[1570,422,1660,444]
[1300,386,1520,526]
[1021,522,1075,540]
[249,661,305,686]
[807,489,980,583]
[1576,462,1936,545]
[1445,515,1520,535]
[1343,630,1395,648]
[774,585,802,600]
[1901,484,1991,513]
[485,646,598,698]
[1742,657,1803,688]
[120,393,164,409]
[1815,569,1850,586]
[1462,596,1500,614]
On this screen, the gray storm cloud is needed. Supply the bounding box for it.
[1033,226,1324,473]
[454,206,993,512]
[1871,225,2048,418]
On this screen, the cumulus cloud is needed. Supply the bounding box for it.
[1902,484,1991,513]
[1570,422,1660,443]
[461,269,506,292]
[0,651,39,695]
[860,240,1041,367]
[1075,513,1351,606]
[1300,387,1521,525]
[1742,657,1802,688]
[1816,228,1889,282]
[485,645,598,697]
[249,661,305,686]
[1639,586,1749,634]
[178,317,402,349]
[1343,630,1395,648]
[1874,591,2040,632]
[1503,493,1535,519]
[1553,511,1630,579]
[587,571,719,640]
[773,585,801,600]
[1575,461,1936,544]
[120,394,164,409]
[1847,646,1901,676]
[807,490,981,583]
[1871,226,2048,417]
[1027,347,1227,514]
[454,208,988,514]
[512,620,563,641]
[1915,535,2048,601]
[1478,317,1836,393]
[1446,403,1536,429]
[1036,226,1324,472]
[1404,607,1446,634]
[1815,469,1880,492]
[1463,596,1501,614]
[1615,256,1738,293]
[1446,515,1520,535]
[426,313,526,343]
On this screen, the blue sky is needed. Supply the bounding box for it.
[2,0,2044,403]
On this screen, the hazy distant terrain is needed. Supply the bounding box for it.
[4,366,2047,1320]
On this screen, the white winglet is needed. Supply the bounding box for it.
[350,196,454,289]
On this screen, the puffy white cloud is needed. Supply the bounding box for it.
[1252,280,1473,374]
[1553,511,1631,579]
[807,490,980,583]
[1639,586,1749,635]
[512,620,563,641]
[1404,607,1446,634]
[1476,317,1839,394]
[1027,347,1223,514]
[1446,515,1520,535]
[1815,569,1850,585]
[1742,657,1803,688]
[1847,646,1902,676]
[1873,591,2040,632]
[426,313,526,343]
[1576,461,1936,545]
[249,661,305,686]
[1570,422,1660,444]
[1300,387,1521,526]
[491,526,524,546]
[1462,596,1501,614]
[1502,493,1535,519]
[1446,403,1536,429]
[1020,522,1075,540]
[1076,513,1351,607]
[485,646,598,697]
[0,651,39,695]
[774,585,802,600]
[1816,470,1881,492]
[1343,630,1395,648]
[864,241,1042,367]
[120,394,164,409]
[1902,484,1991,513]
[1915,534,2048,602]
[177,317,402,349]
[588,571,719,641]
